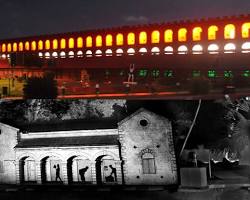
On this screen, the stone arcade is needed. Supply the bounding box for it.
[0,108,177,185]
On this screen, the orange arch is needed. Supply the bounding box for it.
[86,36,92,48]
[77,37,83,48]
[18,42,23,51]
[96,35,102,47]
[106,34,112,46]
[127,32,135,45]
[45,40,50,50]
[25,42,30,51]
[2,44,6,52]
[178,28,187,42]
[208,25,218,40]
[139,31,147,44]
[7,43,12,52]
[31,41,36,51]
[224,24,235,39]
[242,22,250,38]
[38,40,43,50]
[13,43,17,52]
[68,38,74,48]
[164,29,173,43]
[193,27,202,41]
[53,39,58,50]
[151,30,160,44]
[116,33,123,46]
[60,39,66,49]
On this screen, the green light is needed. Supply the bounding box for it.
[208,70,216,78]
[152,69,160,77]
[192,70,201,77]
[242,70,250,77]
[139,69,147,77]
[164,70,173,77]
[224,71,233,78]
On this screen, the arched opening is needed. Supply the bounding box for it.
[193,27,202,41]
[31,41,36,51]
[68,38,74,49]
[45,52,50,59]
[242,23,250,38]
[178,28,187,42]
[68,51,74,58]
[106,34,113,46]
[127,48,135,55]
[192,44,203,54]
[53,39,58,50]
[208,25,218,40]
[96,35,102,47]
[77,37,83,48]
[141,152,156,174]
[127,33,135,45]
[13,43,17,52]
[19,156,36,183]
[18,42,23,51]
[224,43,236,53]
[95,49,102,57]
[38,40,43,50]
[208,44,219,54]
[105,49,112,56]
[139,47,147,55]
[67,156,91,184]
[164,46,173,54]
[25,42,30,51]
[41,156,63,184]
[77,50,83,57]
[116,33,124,46]
[178,45,188,54]
[52,52,58,58]
[139,31,147,44]
[151,47,160,55]
[224,24,236,39]
[116,48,123,56]
[60,39,66,49]
[86,36,92,48]
[7,43,12,52]
[242,42,250,53]
[45,40,50,50]
[164,29,173,43]
[1,44,6,52]
[95,155,117,185]
[86,50,93,57]
[151,30,160,44]
[60,51,66,58]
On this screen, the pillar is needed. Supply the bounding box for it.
[115,161,122,184]
[35,161,42,184]
[90,162,96,184]
[15,160,20,184]
[61,162,68,184]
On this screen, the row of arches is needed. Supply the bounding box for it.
[15,42,248,59]
[1,23,250,53]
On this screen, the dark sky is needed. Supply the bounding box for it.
[0,0,250,39]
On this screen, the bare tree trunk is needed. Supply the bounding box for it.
[179,99,202,157]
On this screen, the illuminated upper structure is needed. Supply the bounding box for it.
[1,14,250,59]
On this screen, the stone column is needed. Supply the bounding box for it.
[90,162,96,184]
[61,162,68,184]
[115,161,122,184]
[15,160,20,184]
[35,161,42,184]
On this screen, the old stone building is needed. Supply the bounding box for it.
[0,108,177,185]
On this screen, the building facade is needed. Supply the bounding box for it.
[0,108,177,185]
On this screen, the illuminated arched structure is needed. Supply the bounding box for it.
[106,34,113,46]
[25,42,30,51]
[38,40,43,50]
[116,33,123,46]
[7,43,11,52]
[178,28,187,42]
[31,41,36,51]
[13,43,17,52]
[45,40,50,50]
[224,24,235,39]
[53,39,58,50]
[208,44,219,54]
[86,36,92,48]
[139,32,147,44]
[96,35,102,47]
[1,44,6,52]
[208,25,218,40]
[127,33,135,45]
[68,38,74,49]
[242,23,250,38]
[77,37,83,48]
[151,30,160,44]
[192,27,202,41]
[60,39,66,49]
[18,42,23,51]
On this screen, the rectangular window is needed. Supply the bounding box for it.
[242,70,250,77]
[138,69,148,77]
[142,158,156,174]
[208,70,216,78]
[224,71,233,78]
[164,70,173,77]
[0,161,4,173]
[152,69,160,78]
[192,70,201,77]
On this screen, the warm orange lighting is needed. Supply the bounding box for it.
[178,28,187,42]
[164,29,173,43]
[139,31,147,44]
[45,40,50,50]
[18,42,23,51]
[116,33,123,46]
[193,27,202,41]
[86,36,92,48]
[25,42,30,51]
[151,30,160,43]
[7,43,11,52]
[53,39,58,49]
[242,23,250,38]
[60,39,66,49]
[68,38,74,48]
[31,41,36,51]
[127,33,135,45]
[106,34,113,46]
[96,35,102,47]
[13,43,17,52]
[208,25,218,40]
[77,37,83,48]
[224,24,235,39]
[2,44,6,52]
[38,40,43,50]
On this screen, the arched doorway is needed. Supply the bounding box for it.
[41,156,63,184]
[95,155,117,185]
[67,156,91,184]
[20,156,36,183]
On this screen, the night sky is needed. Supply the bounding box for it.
[0,0,250,39]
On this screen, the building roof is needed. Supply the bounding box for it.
[17,119,118,133]
[15,135,119,148]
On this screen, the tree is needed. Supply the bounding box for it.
[23,72,58,99]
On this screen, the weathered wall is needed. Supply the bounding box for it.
[118,108,177,185]
[0,123,18,184]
